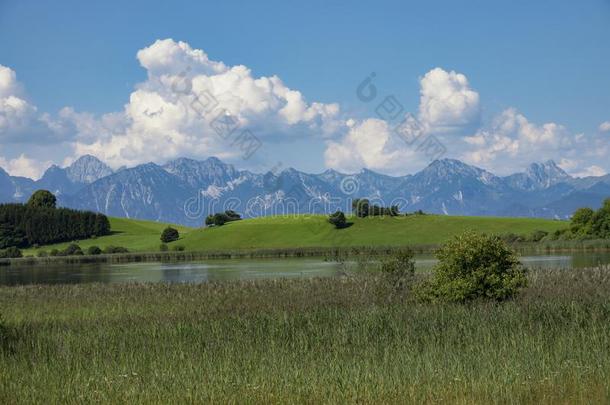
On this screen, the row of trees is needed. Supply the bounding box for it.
[352,199,400,218]
[205,210,242,227]
[0,190,111,249]
[559,198,610,239]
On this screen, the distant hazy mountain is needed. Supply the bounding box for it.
[22,155,114,200]
[65,155,113,184]
[1,155,608,225]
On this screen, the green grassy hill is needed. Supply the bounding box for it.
[174,214,566,251]
[24,214,567,256]
[23,217,193,256]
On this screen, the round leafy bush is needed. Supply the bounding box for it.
[62,244,83,256]
[380,249,415,290]
[86,246,102,255]
[103,246,129,254]
[328,211,347,229]
[159,243,168,252]
[160,227,180,243]
[418,231,527,302]
[0,246,22,259]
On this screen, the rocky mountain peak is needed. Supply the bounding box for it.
[65,155,113,184]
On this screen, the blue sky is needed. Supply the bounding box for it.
[0,0,609,178]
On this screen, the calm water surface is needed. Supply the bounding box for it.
[1,252,610,286]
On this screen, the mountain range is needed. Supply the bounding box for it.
[1,155,609,226]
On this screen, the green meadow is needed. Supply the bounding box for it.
[25,214,567,256]
[1,267,609,403]
[22,217,193,256]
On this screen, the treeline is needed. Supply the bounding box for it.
[352,199,400,217]
[554,198,610,240]
[205,210,242,226]
[0,190,111,249]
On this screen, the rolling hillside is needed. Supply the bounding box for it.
[23,214,567,256]
[22,217,193,256]
[173,215,567,251]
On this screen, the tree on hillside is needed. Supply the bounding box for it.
[205,210,242,227]
[328,211,348,229]
[161,227,180,243]
[27,190,57,209]
[560,199,610,240]
[591,199,610,239]
[352,199,370,218]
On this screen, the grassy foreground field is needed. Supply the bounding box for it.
[1,268,609,403]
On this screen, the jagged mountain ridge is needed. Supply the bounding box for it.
[1,156,609,226]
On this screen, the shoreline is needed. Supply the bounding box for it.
[3,240,610,266]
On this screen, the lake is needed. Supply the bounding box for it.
[1,252,610,286]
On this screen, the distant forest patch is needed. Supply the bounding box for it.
[0,190,111,250]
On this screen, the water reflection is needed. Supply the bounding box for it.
[1,252,610,286]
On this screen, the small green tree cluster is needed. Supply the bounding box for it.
[205,210,242,227]
[40,244,128,257]
[160,227,180,243]
[416,231,527,302]
[553,199,610,240]
[328,211,348,229]
[352,199,400,218]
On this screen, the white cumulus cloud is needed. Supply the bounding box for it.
[462,108,573,170]
[325,67,478,174]
[419,67,480,133]
[72,39,343,168]
[0,65,40,141]
[0,153,52,179]
[324,117,428,175]
[599,121,610,133]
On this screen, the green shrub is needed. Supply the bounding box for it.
[49,249,59,257]
[86,246,102,255]
[103,246,129,254]
[417,231,527,303]
[0,246,22,259]
[328,211,347,229]
[529,230,549,242]
[172,245,185,252]
[36,250,48,258]
[160,227,180,243]
[379,249,415,290]
[159,243,168,252]
[62,244,83,256]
